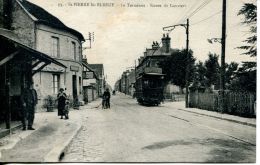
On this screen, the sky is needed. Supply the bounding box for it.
[28,0,256,87]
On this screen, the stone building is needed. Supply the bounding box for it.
[3,0,85,107]
[0,0,66,129]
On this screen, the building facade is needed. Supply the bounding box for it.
[8,0,85,107]
[88,64,105,97]
[0,0,66,128]
[82,60,99,103]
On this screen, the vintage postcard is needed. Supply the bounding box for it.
[0,0,257,163]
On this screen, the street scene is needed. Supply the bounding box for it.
[62,94,256,162]
[0,0,257,163]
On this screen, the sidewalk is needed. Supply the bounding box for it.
[118,92,256,127]
[163,101,256,127]
[0,99,98,163]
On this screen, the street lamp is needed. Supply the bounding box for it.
[207,38,221,44]
[163,19,190,108]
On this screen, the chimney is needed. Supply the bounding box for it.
[82,58,88,64]
[0,0,12,29]
[161,33,171,53]
[152,41,159,50]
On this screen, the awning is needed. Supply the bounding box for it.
[0,29,66,75]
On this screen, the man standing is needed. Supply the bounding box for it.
[21,83,38,130]
[103,88,111,109]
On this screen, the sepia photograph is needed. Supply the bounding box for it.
[0,0,257,163]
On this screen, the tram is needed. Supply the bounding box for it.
[135,69,165,106]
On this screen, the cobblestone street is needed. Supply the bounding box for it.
[62,94,255,162]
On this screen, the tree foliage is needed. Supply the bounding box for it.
[204,53,220,88]
[237,3,257,57]
[229,62,256,92]
[225,62,238,85]
[159,49,195,88]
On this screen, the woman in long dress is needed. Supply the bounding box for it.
[57,88,67,119]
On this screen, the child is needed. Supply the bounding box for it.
[102,95,107,109]
[64,100,70,119]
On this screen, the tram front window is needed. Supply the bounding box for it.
[143,79,162,89]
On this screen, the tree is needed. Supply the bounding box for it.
[159,49,196,89]
[204,53,220,89]
[192,61,207,88]
[225,62,238,86]
[229,62,256,92]
[237,3,257,57]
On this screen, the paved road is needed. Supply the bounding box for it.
[62,94,256,163]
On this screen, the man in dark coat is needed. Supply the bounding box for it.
[21,84,38,130]
[57,88,67,119]
[103,88,111,109]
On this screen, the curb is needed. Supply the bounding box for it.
[43,123,83,162]
[0,124,23,139]
[177,108,256,127]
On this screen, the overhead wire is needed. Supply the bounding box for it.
[185,0,214,20]
[176,0,205,24]
[190,10,222,26]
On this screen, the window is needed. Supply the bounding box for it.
[51,37,59,57]
[71,42,76,60]
[52,74,60,94]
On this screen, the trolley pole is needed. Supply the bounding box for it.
[163,18,190,108]
[220,0,227,113]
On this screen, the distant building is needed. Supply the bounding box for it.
[88,64,105,97]
[82,59,99,103]
[136,34,182,98]
[5,0,85,107]
[126,69,136,96]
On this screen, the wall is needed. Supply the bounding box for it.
[35,24,82,62]
[12,0,35,48]
[33,24,83,105]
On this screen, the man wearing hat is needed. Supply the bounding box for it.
[21,83,38,130]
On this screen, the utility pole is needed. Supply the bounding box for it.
[163,19,190,108]
[185,19,190,108]
[220,0,227,113]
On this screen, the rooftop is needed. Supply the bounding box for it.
[18,0,84,41]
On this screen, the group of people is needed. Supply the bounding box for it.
[20,85,112,130]
[102,88,111,109]
[20,85,70,131]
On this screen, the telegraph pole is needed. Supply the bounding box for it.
[220,0,226,113]
[185,19,190,108]
[163,19,190,108]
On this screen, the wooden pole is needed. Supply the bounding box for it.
[220,0,227,113]
[185,19,190,108]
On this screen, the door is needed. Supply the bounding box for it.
[72,75,77,100]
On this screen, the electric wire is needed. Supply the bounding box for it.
[190,10,222,26]
[176,0,205,24]
[178,0,212,24]
[185,0,214,20]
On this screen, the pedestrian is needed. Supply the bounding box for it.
[57,88,67,119]
[103,88,111,109]
[21,83,38,130]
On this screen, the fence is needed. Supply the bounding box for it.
[189,91,256,117]
[164,93,185,102]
